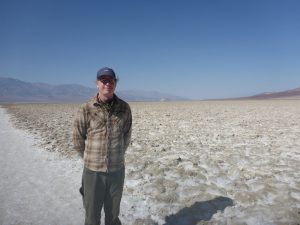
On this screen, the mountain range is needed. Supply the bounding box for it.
[1,77,299,103]
[0,77,188,103]
[243,87,300,100]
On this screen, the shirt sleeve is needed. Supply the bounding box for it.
[123,106,132,151]
[73,105,87,157]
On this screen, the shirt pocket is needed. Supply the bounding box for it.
[88,110,106,131]
[111,111,125,132]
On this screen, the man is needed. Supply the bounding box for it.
[73,67,132,225]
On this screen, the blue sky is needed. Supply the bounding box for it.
[1,0,300,99]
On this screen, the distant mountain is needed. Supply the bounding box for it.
[0,77,188,103]
[0,77,96,102]
[243,87,300,100]
[117,90,188,101]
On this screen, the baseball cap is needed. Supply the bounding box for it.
[97,67,116,80]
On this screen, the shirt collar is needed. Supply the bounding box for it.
[93,93,117,107]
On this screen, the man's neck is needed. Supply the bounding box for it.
[98,93,114,103]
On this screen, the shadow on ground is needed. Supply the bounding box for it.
[163,196,234,225]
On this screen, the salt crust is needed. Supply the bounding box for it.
[3,100,300,224]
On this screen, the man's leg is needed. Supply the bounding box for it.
[83,167,106,225]
[104,168,125,225]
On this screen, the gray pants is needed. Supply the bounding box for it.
[81,167,125,225]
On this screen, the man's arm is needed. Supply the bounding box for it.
[123,106,132,151]
[73,105,87,157]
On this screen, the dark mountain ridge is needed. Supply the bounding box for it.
[1,77,299,102]
[0,77,188,103]
[243,87,300,100]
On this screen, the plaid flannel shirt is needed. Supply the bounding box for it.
[73,94,132,172]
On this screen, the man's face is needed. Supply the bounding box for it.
[97,76,117,96]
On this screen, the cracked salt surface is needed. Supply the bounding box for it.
[2,100,300,225]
